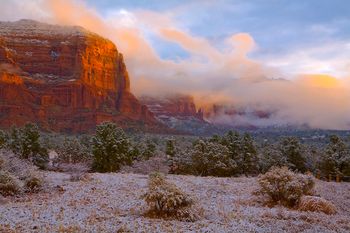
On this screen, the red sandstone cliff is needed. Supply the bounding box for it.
[140,94,204,122]
[0,19,159,133]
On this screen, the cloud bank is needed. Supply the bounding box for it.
[1,0,350,129]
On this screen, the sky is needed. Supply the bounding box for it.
[1,0,350,129]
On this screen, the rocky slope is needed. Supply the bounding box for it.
[0,19,159,133]
[141,94,204,121]
[140,95,213,134]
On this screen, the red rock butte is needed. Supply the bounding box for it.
[0,19,160,133]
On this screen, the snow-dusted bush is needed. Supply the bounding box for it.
[142,172,197,221]
[7,124,48,169]
[165,139,176,157]
[222,132,259,175]
[191,140,237,176]
[133,139,157,161]
[298,195,336,215]
[0,170,22,196]
[259,145,290,173]
[319,135,350,177]
[257,166,315,207]
[171,140,237,177]
[0,130,7,149]
[24,174,43,193]
[92,122,133,172]
[55,137,92,164]
[0,151,37,180]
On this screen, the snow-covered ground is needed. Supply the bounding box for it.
[0,172,350,232]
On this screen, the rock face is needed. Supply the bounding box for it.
[141,94,204,122]
[0,19,158,133]
[140,94,211,134]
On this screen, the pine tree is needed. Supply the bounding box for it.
[259,144,289,173]
[0,130,7,149]
[56,137,91,163]
[240,133,258,175]
[279,137,307,172]
[191,140,236,177]
[142,140,156,159]
[8,126,21,154]
[165,139,176,157]
[221,130,241,161]
[92,122,132,172]
[319,135,350,176]
[20,123,44,159]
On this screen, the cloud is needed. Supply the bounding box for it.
[1,0,350,129]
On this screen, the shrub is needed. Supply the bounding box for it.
[92,122,133,172]
[0,130,7,149]
[0,170,22,196]
[190,140,237,176]
[298,196,336,215]
[24,174,43,193]
[165,139,176,157]
[142,172,197,221]
[0,151,37,180]
[0,157,4,170]
[8,127,21,154]
[56,137,92,164]
[19,123,45,159]
[257,166,315,207]
[143,140,156,159]
[7,124,48,169]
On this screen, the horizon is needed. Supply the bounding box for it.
[1,0,350,130]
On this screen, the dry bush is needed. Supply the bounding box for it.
[24,174,43,193]
[0,150,37,180]
[120,155,169,175]
[142,172,197,221]
[298,195,336,215]
[257,166,315,207]
[0,156,4,169]
[69,172,92,182]
[0,170,22,196]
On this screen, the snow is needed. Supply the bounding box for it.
[0,19,89,37]
[0,172,349,232]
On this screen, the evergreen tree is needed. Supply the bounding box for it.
[20,123,45,159]
[259,144,289,173]
[56,137,92,163]
[92,122,132,172]
[165,139,176,157]
[0,130,7,149]
[142,140,156,159]
[191,140,237,177]
[279,137,307,172]
[221,130,241,160]
[240,133,258,175]
[8,126,21,154]
[319,135,350,176]
[21,124,48,169]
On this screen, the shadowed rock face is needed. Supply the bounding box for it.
[0,19,159,133]
[140,94,204,122]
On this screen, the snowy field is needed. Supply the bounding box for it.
[1,172,350,233]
